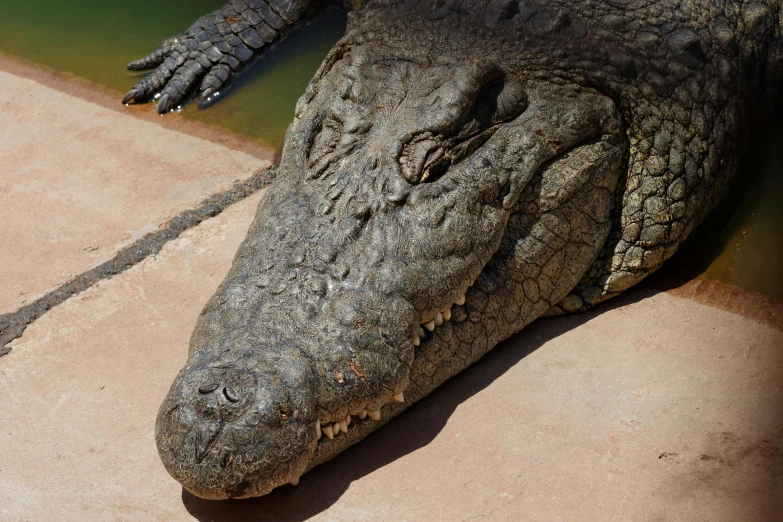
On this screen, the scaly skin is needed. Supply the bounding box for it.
[126,0,783,499]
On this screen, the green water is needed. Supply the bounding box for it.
[0,1,781,298]
[0,0,346,148]
[659,114,783,300]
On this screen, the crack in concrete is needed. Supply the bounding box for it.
[457,450,555,522]
[0,164,278,357]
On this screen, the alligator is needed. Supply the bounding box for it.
[122,0,783,500]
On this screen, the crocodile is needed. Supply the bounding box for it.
[123,0,783,500]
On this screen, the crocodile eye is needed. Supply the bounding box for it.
[309,118,341,164]
[401,138,444,183]
[461,73,528,136]
[307,115,345,180]
[400,72,528,185]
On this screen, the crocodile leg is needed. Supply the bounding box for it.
[122,0,321,114]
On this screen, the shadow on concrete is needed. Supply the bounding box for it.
[181,287,659,522]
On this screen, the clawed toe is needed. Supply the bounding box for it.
[121,89,139,105]
[156,93,171,115]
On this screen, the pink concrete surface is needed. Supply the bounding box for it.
[1,186,781,521]
[0,69,269,314]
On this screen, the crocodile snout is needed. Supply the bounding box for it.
[155,350,319,499]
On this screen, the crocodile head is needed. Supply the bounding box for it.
[155,40,627,499]
[141,0,783,500]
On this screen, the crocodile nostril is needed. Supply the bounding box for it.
[223,386,240,403]
[198,383,219,394]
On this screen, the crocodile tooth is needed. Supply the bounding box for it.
[423,320,435,331]
[339,420,348,433]
[413,334,420,346]
[358,410,367,419]
[332,422,341,435]
[316,419,322,439]
[345,415,351,427]
[289,477,300,486]
[434,312,444,327]
[368,409,381,421]
[323,424,334,440]
[389,392,404,403]
[455,294,466,306]
[418,327,425,338]
[442,307,452,321]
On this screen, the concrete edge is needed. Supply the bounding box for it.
[0,52,276,163]
[0,164,278,356]
[664,276,783,332]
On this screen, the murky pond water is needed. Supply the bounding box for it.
[657,114,783,300]
[0,1,780,299]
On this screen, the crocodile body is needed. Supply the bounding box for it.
[124,0,783,499]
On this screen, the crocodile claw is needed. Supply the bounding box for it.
[123,39,226,114]
[197,91,213,111]
[156,93,171,115]
[121,88,139,105]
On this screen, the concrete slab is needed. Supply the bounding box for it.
[0,191,265,521]
[1,188,781,521]
[0,68,269,314]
